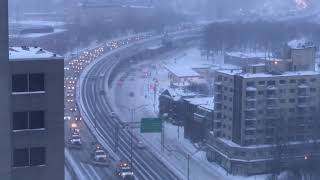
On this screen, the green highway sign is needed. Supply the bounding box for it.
[140,118,162,133]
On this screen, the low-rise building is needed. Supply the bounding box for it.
[183,97,214,142]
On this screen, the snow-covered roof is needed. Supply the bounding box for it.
[287,39,315,49]
[166,88,197,98]
[164,64,200,78]
[217,69,320,78]
[185,97,214,107]
[9,46,62,61]
[225,51,267,59]
[199,102,214,111]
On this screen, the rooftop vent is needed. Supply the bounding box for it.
[36,49,45,54]
[21,46,29,51]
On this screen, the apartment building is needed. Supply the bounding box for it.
[206,42,320,175]
[0,2,64,178]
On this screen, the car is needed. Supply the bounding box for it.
[70,134,82,145]
[117,161,134,179]
[136,141,145,149]
[99,90,105,95]
[91,145,110,166]
[74,116,82,121]
[110,112,117,118]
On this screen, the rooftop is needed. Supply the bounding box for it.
[164,64,201,78]
[225,51,267,59]
[287,39,315,50]
[185,97,214,107]
[9,46,62,61]
[217,69,320,78]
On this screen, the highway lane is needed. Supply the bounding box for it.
[80,39,185,179]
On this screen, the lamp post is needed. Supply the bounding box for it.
[166,147,203,180]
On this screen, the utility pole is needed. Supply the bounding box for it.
[114,122,119,152]
[187,154,190,180]
[130,109,134,168]
[161,117,164,152]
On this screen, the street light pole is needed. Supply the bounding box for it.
[166,147,203,180]
[130,109,134,168]
[117,104,149,168]
[187,154,190,180]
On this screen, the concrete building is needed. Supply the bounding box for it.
[1,4,64,178]
[192,101,214,143]
[8,47,64,180]
[0,0,12,179]
[207,43,320,175]
[184,97,214,142]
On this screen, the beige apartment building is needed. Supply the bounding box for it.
[206,41,320,175]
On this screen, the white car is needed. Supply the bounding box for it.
[93,147,108,162]
[136,141,145,149]
[111,112,117,118]
[70,134,82,145]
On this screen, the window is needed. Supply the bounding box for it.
[289,98,295,103]
[29,111,45,129]
[258,81,265,86]
[298,79,306,84]
[290,79,296,84]
[245,130,255,135]
[267,80,275,86]
[258,91,264,95]
[12,74,28,92]
[279,80,286,84]
[289,108,295,112]
[13,148,29,167]
[13,111,45,131]
[247,81,255,87]
[290,89,296,93]
[12,73,45,93]
[217,76,222,81]
[310,78,316,83]
[279,89,286,93]
[13,112,28,130]
[30,147,46,166]
[310,88,316,92]
[29,74,45,91]
[13,147,46,167]
[280,99,286,103]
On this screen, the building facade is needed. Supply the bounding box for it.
[0,0,12,179]
[207,45,320,175]
[9,47,64,180]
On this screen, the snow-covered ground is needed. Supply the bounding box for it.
[109,48,269,180]
[65,166,72,180]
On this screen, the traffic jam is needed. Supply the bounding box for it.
[64,34,154,179]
